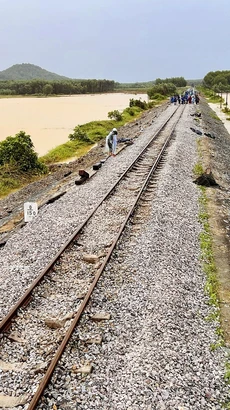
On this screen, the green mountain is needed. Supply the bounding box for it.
[0,63,70,81]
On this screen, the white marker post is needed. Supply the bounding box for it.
[24,202,38,222]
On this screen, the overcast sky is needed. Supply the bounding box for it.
[0,0,229,82]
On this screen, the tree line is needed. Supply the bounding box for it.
[147,83,178,99]
[155,77,187,87]
[203,70,230,92]
[0,79,115,96]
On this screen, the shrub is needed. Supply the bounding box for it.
[124,107,135,116]
[108,110,123,121]
[149,93,165,101]
[148,83,177,99]
[0,131,47,173]
[147,101,155,108]
[68,126,92,143]
[129,98,148,109]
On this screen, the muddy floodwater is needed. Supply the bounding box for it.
[0,93,147,156]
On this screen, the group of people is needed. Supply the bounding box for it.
[171,90,200,105]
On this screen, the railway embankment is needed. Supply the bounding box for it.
[0,99,230,409]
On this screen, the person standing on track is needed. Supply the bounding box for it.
[105,128,118,156]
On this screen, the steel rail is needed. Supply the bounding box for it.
[0,106,180,333]
[27,105,185,409]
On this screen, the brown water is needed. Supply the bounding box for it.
[0,93,147,156]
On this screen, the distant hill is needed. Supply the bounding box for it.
[0,63,70,81]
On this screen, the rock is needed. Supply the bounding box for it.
[90,312,111,321]
[0,360,26,371]
[76,293,86,299]
[193,168,219,187]
[85,335,103,345]
[7,332,26,344]
[45,312,75,329]
[0,394,29,408]
[33,362,48,374]
[73,363,93,374]
[82,254,99,264]
[61,311,75,321]
[45,318,65,329]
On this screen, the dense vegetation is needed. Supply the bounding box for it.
[115,81,155,90]
[0,131,47,196]
[144,77,186,101]
[203,70,230,92]
[116,76,188,92]
[0,78,115,96]
[0,131,46,172]
[0,63,69,81]
[148,83,177,99]
[155,76,187,87]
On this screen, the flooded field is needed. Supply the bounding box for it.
[0,93,147,156]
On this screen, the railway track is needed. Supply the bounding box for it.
[0,104,185,409]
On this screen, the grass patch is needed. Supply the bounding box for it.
[225,362,230,383]
[209,96,223,104]
[0,167,42,198]
[198,186,219,306]
[41,140,95,164]
[197,186,226,354]
[194,152,222,330]
[222,107,230,114]
[0,177,21,197]
[149,93,166,102]
[199,87,224,104]
[193,162,204,176]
